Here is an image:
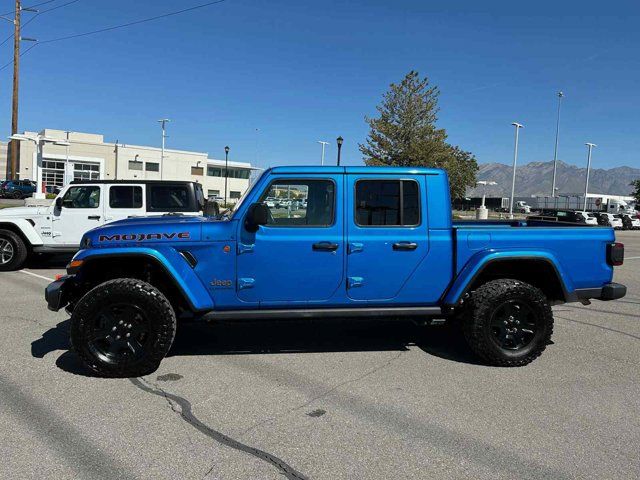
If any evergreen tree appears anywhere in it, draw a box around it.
[359,71,478,198]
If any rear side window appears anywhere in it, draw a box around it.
[109,186,142,209]
[355,179,420,226]
[147,184,195,212]
[61,186,100,209]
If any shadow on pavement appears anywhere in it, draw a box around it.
[169,319,483,365]
[32,318,484,377]
[26,253,73,270]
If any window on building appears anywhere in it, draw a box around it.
[73,162,100,181]
[355,180,420,226]
[191,166,204,176]
[109,186,143,209]
[207,166,222,177]
[61,186,100,209]
[207,189,220,198]
[230,191,242,199]
[145,162,160,172]
[42,160,65,187]
[259,179,334,227]
[129,161,143,171]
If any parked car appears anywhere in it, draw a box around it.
[46,166,626,377]
[0,180,36,199]
[616,213,640,230]
[584,213,600,226]
[600,213,623,229]
[45,185,62,195]
[0,180,207,271]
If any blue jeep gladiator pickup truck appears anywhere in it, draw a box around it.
[45,166,626,377]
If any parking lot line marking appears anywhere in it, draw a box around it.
[625,256,640,260]
[19,270,55,282]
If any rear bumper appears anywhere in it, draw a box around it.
[575,282,627,302]
[45,275,75,312]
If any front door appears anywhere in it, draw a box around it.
[346,175,429,301]
[236,175,344,306]
[52,185,104,247]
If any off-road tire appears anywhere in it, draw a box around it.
[0,229,28,271]
[462,279,553,367]
[71,278,177,377]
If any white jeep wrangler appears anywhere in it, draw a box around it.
[0,180,207,271]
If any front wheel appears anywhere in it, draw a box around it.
[71,278,177,377]
[0,229,28,271]
[462,279,553,367]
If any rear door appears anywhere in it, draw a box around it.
[104,185,145,223]
[346,175,429,301]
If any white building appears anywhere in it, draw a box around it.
[8,129,257,202]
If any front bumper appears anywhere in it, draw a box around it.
[45,275,75,312]
[575,282,627,302]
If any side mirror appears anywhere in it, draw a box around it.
[245,203,269,232]
[55,197,63,209]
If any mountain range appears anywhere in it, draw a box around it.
[467,160,640,198]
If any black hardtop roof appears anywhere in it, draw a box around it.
[69,180,199,185]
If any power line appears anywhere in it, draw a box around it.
[0,0,83,48]
[38,0,227,45]
[0,0,58,16]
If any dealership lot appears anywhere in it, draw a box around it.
[1,232,639,480]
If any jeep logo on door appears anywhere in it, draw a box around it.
[98,232,191,242]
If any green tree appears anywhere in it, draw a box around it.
[631,179,640,204]
[359,71,478,198]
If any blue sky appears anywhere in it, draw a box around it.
[0,0,638,170]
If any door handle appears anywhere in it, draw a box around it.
[312,241,339,252]
[393,242,418,251]
[88,215,101,220]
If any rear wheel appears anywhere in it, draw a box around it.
[71,278,176,377]
[0,229,28,271]
[462,279,553,366]
[12,190,22,199]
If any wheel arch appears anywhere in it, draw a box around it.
[0,220,41,250]
[445,254,573,306]
[75,251,213,314]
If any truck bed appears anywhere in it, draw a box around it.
[451,220,615,296]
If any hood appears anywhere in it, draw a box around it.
[84,215,233,248]
[0,206,48,218]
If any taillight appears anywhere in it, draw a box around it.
[607,242,624,266]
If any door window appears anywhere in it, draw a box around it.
[259,179,334,227]
[61,186,100,208]
[355,180,420,226]
[147,184,196,212]
[109,186,142,208]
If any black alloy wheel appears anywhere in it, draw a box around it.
[87,303,151,365]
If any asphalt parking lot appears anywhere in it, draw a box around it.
[1,232,639,480]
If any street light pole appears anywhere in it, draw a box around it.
[317,141,329,165]
[509,122,524,219]
[583,143,596,211]
[336,136,343,166]
[158,119,170,180]
[550,91,563,197]
[224,145,230,205]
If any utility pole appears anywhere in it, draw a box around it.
[317,141,329,165]
[550,91,563,197]
[9,0,21,179]
[3,1,37,180]
[158,119,170,180]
